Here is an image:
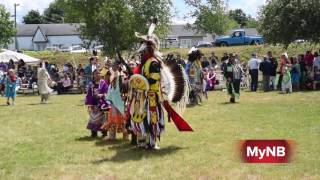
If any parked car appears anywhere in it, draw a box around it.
[45,46,60,51]
[196,41,213,48]
[70,45,86,53]
[294,39,306,43]
[214,29,264,46]
[60,46,72,52]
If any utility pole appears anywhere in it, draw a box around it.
[14,3,20,51]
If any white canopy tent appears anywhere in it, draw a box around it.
[0,49,40,65]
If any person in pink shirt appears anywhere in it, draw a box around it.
[58,73,71,93]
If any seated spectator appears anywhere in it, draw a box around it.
[45,61,52,72]
[77,69,86,93]
[0,73,6,96]
[176,54,186,68]
[8,59,15,70]
[25,65,33,79]
[210,52,218,68]
[28,67,38,89]
[58,73,72,94]
[76,64,84,76]
[17,59,27,78]
[16,77,22,91]
[201,57,210,68]
[0,61,8,73]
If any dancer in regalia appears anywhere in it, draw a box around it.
[127,18,193,150]
[37,62,53,104]
[223,54,243,103]
[4,69,17,105]
[102,61,128,140]
[85,69,109,137]
[186,47,204,105]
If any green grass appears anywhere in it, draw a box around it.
[23,43,320,67]
[0,91,319,179]
[25,51,92,66]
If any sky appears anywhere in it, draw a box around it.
[0,0,266,24]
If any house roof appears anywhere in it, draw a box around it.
[16,23,81,36]
[168,25,206,37]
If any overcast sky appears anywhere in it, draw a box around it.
[0,0,266,24]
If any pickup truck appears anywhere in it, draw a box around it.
[214,30,264,46]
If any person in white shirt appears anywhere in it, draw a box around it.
[247,53,261,91]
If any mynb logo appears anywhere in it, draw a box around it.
[247,146,286,159]
[239,140,293,163]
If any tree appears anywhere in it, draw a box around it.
[48,0,83,23]
[185,0,239,35]
[67,0,172,56]
[23,10,43,24]
[43,0,65,23]
[128,0,172,39]
[0,4,16,47]
[258,0,320,46]
[228,9,248,27]
[246,15,259,28]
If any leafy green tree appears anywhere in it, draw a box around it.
[0,4,16,47]
[127,0,171,38]
[185,0,239,35]
[258,0,320,46]
[23,10,43,24]
[49,0,83,23]
[228,9,248,27]
[67,0,172,56]
[43,0,65,23]
[246,15,258,28]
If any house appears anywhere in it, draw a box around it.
[9,23,259,51]
[162,25,213,49]
[8,24,84,51]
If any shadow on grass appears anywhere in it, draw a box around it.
[92,143,183,164]
[27,103,44,106]
[219,102,239,105]
[75,136,99,142]
[95,139,126,146]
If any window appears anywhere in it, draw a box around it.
[233,32,242,37]
[180,39,192,48]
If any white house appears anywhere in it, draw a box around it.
[8,24,84,51]
[162,25,260,49]
[162,25,213,49]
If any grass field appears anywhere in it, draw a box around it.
[0,91,319,180]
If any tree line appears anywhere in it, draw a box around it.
[1,0,320,53]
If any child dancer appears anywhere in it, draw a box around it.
[102,61,128,140]
[85,70,109,137]
[282,63,292,93]
[5,69,17,105]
